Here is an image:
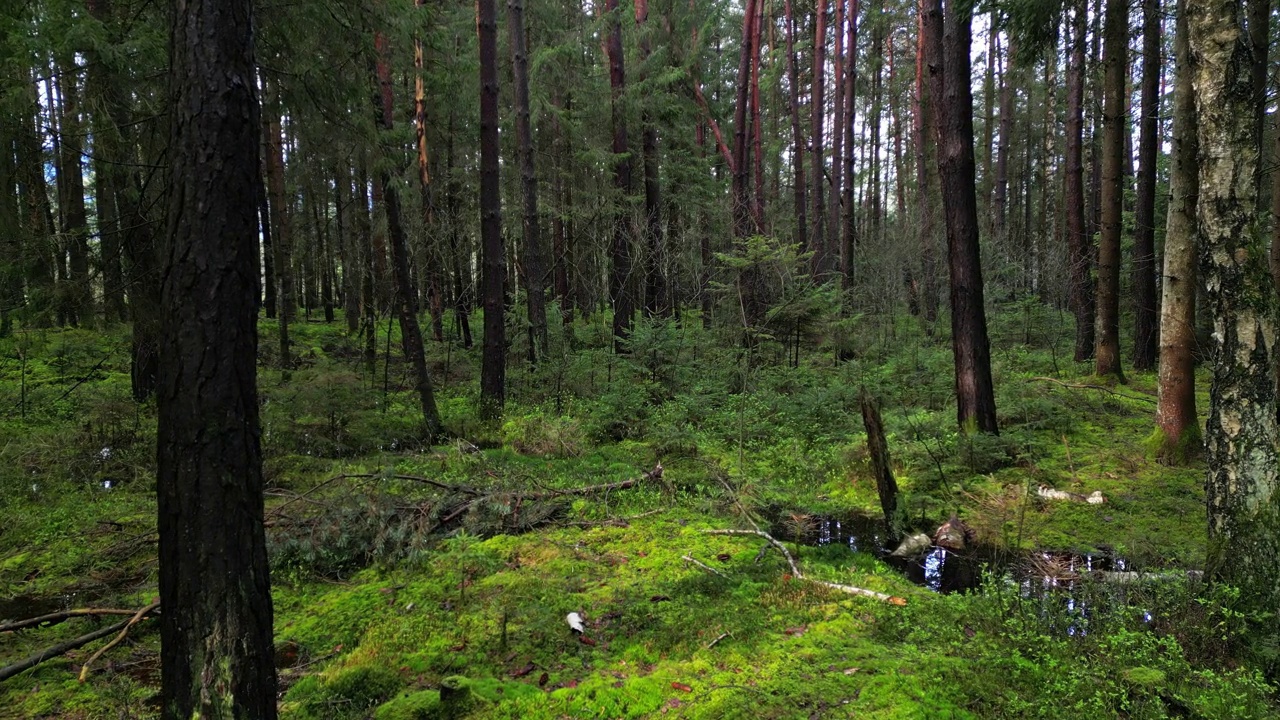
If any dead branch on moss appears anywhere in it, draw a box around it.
[681,554,730,579]
[1028,376,1158,405]
[0,619,127,682]
[703,528,907,605]
[436,464,664,529]
[0,608,139,633]
[78,601,160,682]
[0,601,160,683]
[564,508,665,528]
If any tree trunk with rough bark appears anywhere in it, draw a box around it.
[1132,0,1160,371]
[374,28,444,440]
[636,0,666,316]
[1187,0,1280,614]
[785,0,808,255]
[1095,0,1126,381]
[602,0,634,347]
[1065,0,1095,362]
[478,0,506,415]
[157,0,277,714]
[1156,0,1199,462]
[924,0,998,434]
[915,0,939,327]
[811,0,829,276]
[509,0,549,353]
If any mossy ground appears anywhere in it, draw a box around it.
[0,308,1274,718]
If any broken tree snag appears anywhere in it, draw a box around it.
[859,390,901,541]
[703,528,907,605]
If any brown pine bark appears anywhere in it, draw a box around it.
[992,31,1014,248]
[157,0,276,713]
[603,0,635,347]
[841,0,859,288]
[374,28,444,439]
[415,0,444,343]
[1095,0,1126,381]
[1187,0,1280,614]
[1248,0,1269,206]
[1065,0,1095,362]
[914,0,938,325]
[1156,1,1199,461]
[509,0,549,352]
[262,76,294,378]
[636,0,667,316]
[811,0,829,276]
[478,0,507,415]
[54,57,91,327]
[732,0,757,240]
[923,0,998,433]
[785,0,809,254]
[1132,0,1160,371]
[829,0,846,254]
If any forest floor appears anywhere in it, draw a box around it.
[0,305,1276,719]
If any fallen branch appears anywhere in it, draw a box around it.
[705,631,732,649]
[681,555,730,579]
[0,618,130,682]
[1028,376,1157,405]
[439,465,664,527]
[78,601,160,682]
[703,528,906,605]
[1,608,139,634]
[564,508,665,528]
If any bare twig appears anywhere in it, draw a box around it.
[681,555,730,579]
[79,601,160,682]
[0,608,139,634]
[703,528,906,605]
[705,632,732,649]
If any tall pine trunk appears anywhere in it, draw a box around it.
[1156,0,1199,461]
[478,0,507,415]
[374,28,443,439]
[1065,0,1095,362]
[603,0,635,347]
[636,0,666,316]
[1095,0,1127,381]
[1132,0,1160,370]
[157,0,277,712]
[785,0,808,255]
[509,0,549,353]
[924,0,998,433]
[810,0,829,276]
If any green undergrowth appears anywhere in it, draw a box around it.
[0,310,1274,717]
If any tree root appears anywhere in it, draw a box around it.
[703,528,907,605]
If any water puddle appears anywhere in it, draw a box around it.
[764,509,1138,597]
